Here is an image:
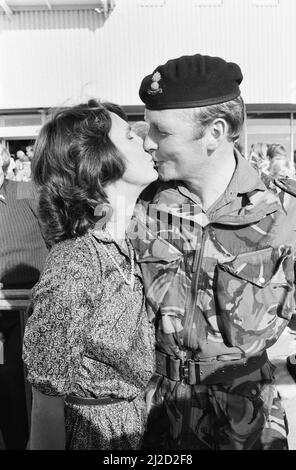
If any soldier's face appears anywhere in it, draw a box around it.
[144,108,208,182]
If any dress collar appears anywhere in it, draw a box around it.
[89,227,133,259]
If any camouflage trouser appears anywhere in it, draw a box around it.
[143,360,288,450]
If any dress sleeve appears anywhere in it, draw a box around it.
[23,241,95,396]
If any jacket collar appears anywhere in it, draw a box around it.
[177,149,266,204]
[154,150,281,226]
[231,149,267,194]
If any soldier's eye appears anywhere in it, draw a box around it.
[155,127,167,135]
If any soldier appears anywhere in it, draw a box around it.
[133,53,296,450]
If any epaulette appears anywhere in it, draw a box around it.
[273,177,296,197]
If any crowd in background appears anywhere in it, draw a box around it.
[4,145,33,182]
[248,142,296,180]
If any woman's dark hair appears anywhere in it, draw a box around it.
[32,99,127,245]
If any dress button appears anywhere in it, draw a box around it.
[259,277,265,284]
[251,389,257,396]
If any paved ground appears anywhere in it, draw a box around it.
[268,315,296,450]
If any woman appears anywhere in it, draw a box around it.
[23,100,158,450]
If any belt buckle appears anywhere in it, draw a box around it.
[180,361,189,384]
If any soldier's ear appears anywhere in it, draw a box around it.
[207,118,228,151]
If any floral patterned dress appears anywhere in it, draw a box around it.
[23,230,155,450]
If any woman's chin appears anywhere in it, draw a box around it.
[138,171,159,190]
[144,168,159,183]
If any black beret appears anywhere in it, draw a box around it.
[139,53,243,110]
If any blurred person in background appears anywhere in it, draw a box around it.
[5,152,16,181]
[15,150,32,182]
[248,142,270,177]
[23,100,157,450]
[0,144,48,449]
[267,143,294,179]
[278,144,296,379]
[15,149,26,171]
[254,143,296,382]
[25,145,34,162]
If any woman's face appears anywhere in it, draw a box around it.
[109,112,158,188]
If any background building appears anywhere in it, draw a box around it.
[0,0,295,161]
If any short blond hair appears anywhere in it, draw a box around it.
[190,96,245,142]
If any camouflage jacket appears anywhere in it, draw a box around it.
[131,151,296,361]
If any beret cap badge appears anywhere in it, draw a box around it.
[147,71,163,95]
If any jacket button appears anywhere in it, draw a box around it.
[259,277,265,284]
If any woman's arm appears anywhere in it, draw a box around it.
[29,387,66,450]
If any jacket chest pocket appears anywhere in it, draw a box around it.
[215,246,294,349]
